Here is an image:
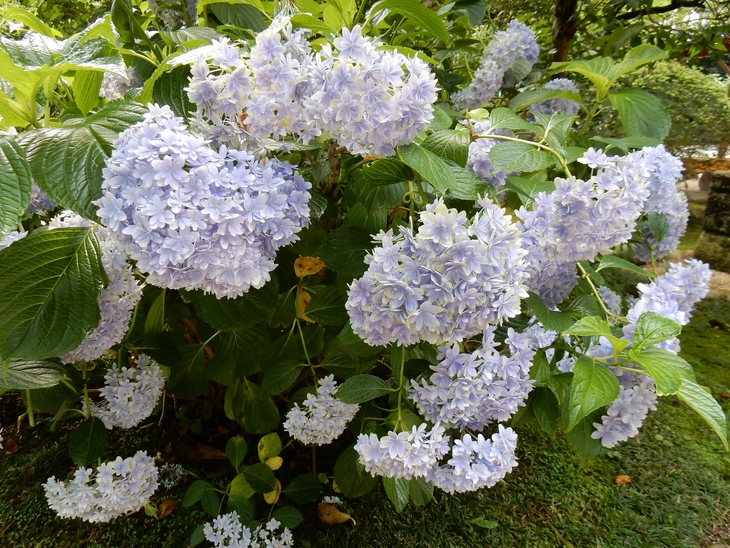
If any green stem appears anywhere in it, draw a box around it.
[82,363,92,419]
[353,0,369,26]
[577,95,603,137]
[473,132,573,177]
[295,318,317,394]
[576,262,620,321]
[394,347,406,431]
[26,389,35,427]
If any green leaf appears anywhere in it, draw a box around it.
[183,480,217,507]
[272,506,304,529]
[470,518,499,529]
[169,344,208,396]
[510,89,582,111]
[646,212,670,244]
[143,289,166,337]
[524,292,574,333]
[3,7,63,38]
[677,380,728,450]
[209,2,267,31]
[229,472,255,500]
[608,89,671,141]
[530,352,552,386]
[630,347,696,384]
[284,473,322,504]
[596,255,649,277]
[337,374,392,404]
[226,436,248,469]
[614,44,668,78]
[346,160,409,212]
[208,327,270,385]
[262,359,304,395]
[590,136,628,154]
[407,476,434,506]
[20,101,147,219]
[399,143,457,193]
[369,0,451,45]
[564,316,613,338]
[629,348,683,396]
[565,408,604,465]
[0,358,65,389]
[257,432,282,462]
[0,227,104,360]
[532,386,559,436]
[488,108,539,132]
[0,134,32,237]
[383,477,409,512]
[551,57,615,98]
[333,445,379,498]
[343,202,387,232]
[428,105,453,130]
[225,379,280,434]
[567,357,620,431]
[420,130,470,167]
[305,286,348,325]
[190,524,206,546]
[632,312,681,350]
[317,228,373,278]
[445,160,494,200]
[505,176,555,201]
[290,14,338,34]
[152,65,195,121]
[489,141,554,173]
[73,70,102,116]
[68,417,108,466]
[243,463,277,493]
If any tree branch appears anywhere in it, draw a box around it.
[616,0,705,20]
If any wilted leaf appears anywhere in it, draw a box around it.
[296,289,315,323]
[187,444,228,461]
[317,503,355,525]
[294,257,325,277]
[156,498,178,520]
[264,479,282,505]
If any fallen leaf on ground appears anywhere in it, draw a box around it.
[615,475,631,485]
[187,444,228,461]
[4,438,19,454]
[318,503,355,525]
[157,498,178,520]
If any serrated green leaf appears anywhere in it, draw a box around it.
[68,416,108,466]
[225,379,280,434]
[646,212,670,244]
[0,134,32,237]
[337,374,392,404]
[551,57,615,98]
[383,477,409,512]
[229,472,255,500]
[209,2,267,31]
[428,105,453,130]
[596,255,650,277]
[614,44,668,78]
[262,359,303,395]
[567,357,620,431]
[290,14,338,34]
[488,107,539,132]
[243,463,277,493]
[629,348,683,395]
[608,89,671,141]
[208,327,270,385]
[183,480,217,507]
[525,292,574,332]
[169,344,208,396]
[143,289,166,337]
[399,143,458,193]
[489,141,554,173]
[532,386,559,436]
[369,0,451,45]
[564,316,613,338]
[3,7,63,38]
[506,176,555,201]
[152,65,195,121]
[272,506,304,529]
[73,70,102,116]
[420,130,470,167]
[510,89,582,111]
[444,159,494,200]
[343,202,387,232]
[565,408,605,465]
[317,228,373,278]
[333,445,379,498]
[407,476,434,506]
[677,380,728,450]
[590,136,629,154]
[632,311,681,350]
[0,358,65,389]
[305,286,348,325]
[226,436,248,469]
[0,227,104,360]
[284,473,321,504]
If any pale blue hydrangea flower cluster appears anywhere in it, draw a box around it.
[529,78,580,118]
[516,148,651,305]
[204,513,293,548]
[25,182,56,216]
[623,259,711,353]
[184,21,438,157]
[452,20,539,109]
[355,423,450,479]
[84,355,165,429]
[47,211,143,364]
[632,145,688,262]
[465,120,513,191]
[409,327,534,429]
[96,104,311,299]
[597,285,622,316]
[523,319,576,372]
[346,198,530,346]
[427,425,518,494]
[44,451,158,523]
[283,375,359,445]
[100,67,141,102]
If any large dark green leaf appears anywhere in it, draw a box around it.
[0,134,31,237]
[153,65,195,121]
[608,89,671,141]
[567,357,620,431]
[369,0,451,45]
[317,228,373,278]
[337,374,392,404]
[68,416,108,466]
[677,380,728,450]
[0,358,65,389]
[524,292,574,332]
[261,359,304,395]
[243,463,277,493]
[283,473,321,504]
[208,328,269,385]
[399,143,457,194]
[489,141,554,173]
[305,286,348,325]
[346,158,410,212]
[20,101,147,219]
[333,445,378,498]
[224,379,280,434]
[421,130,470,167]
[169,344,209,396]
[209,3,267,31]
[0,227,104,360]
[383,477,409,512]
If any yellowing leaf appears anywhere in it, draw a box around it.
[317,503,355,525]
[296,289,315,323]
[265,456,283,470]
[264,479,282,504]
[615,475,631,485]
[294,256,325,277]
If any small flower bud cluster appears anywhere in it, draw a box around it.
[159,462,185,489]
[409,327,534,430]
[624,259,711,353]
[529,78,580,119]
[427,425,518,493]
[632,145,688,262]
[465,120,513,191]
[44,451,158,523]
[452,20,539,110]
[25,182,56,216]
[203,513,294,548]
[96,104,311,298]
[347,198,529,346]
[283,375,359,445]
[85,355,165,429]
[47,211,143,364]
[355,423,451,480]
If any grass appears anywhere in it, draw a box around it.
[2,302,730,547]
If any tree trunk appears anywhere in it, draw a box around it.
[553,0,579,62]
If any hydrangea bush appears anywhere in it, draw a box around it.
[0,1,725,544]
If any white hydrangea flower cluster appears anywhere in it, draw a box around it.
[516,148,651,305]
[100,67,142,101]
[84,355,165,429]
[632,145,688,262]
[203,513,293,548]
[346,198,530,346]
[409,327,534,429]
[623,259,711,353]
[25,182,57,216]
[465,120,514,191]
[185,21,438,157]
[0,230,26,250]
[355,423,451,479]
[96,104,311,299]
[427,425,519,494]
[452,20,539,110]
[46,211,143,364]
[44,451,158,523]
[597,285,622,316]
[283,375,359,445]
[528,78,580,118]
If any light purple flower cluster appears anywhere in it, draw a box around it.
[47,211,143,364]
[283,375,359,445]
[302,25,438,157]
[96,104,311,299]
[355,423,450,479]
[25,182,56,216]
[465,120,513,191]
[597,285,622,316]
[624,259,711,353]
[204,513,293,548]
[409,327,534,430]
[99,67,141,102]
[346,198,529,346]
[44,451,158,523]
[427,425,518,493]
[452,20,539,110]
[632,145,688,261]
[516,148,651,305]
[85,355,165,429]
[529,78,580,118]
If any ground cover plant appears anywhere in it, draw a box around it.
[0,0,727,546]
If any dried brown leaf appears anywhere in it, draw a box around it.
[156,498,178,520]
[615,475,631,485]
[317,503,355,525]
[187,444,228,461]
